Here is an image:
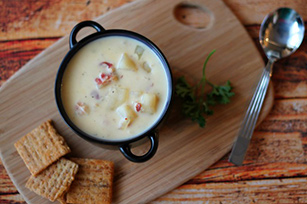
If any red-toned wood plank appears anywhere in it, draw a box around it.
[271,36,307,99]
[190,132,307,183]
[223,0,307,25]
[154,177,307,203]
[0,0,133,40]
[0,165,19,194]
[2,0,307,40]
[269,99,307,117]
[0,161,25,204]
[257,117,307,133]
[192,161,307,183]
[0,38,58,86]
[0,195,25,204]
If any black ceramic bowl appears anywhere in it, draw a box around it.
[55,21,173,163]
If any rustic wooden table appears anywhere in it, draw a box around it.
[1,0,307,203]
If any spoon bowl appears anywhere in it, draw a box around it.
[260,7,305,61]
[229,8,305,166]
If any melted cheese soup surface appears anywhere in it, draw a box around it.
[61,36,169,140]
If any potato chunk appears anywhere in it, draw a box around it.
[117,53,137,71]
[142,62,151,73]
[141,93,158,114]
[105,87,129,110]
[116,104,137,129]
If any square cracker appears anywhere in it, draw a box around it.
[14,120,71,176]
[66,158,114,204]
[26,158,79,202]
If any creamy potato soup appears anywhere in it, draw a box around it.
[61,36,169,140]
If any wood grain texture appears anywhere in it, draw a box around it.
[223,0,307,25]
[154,41,307,202]
[0,0,132,40]
[1,0,307,203]
[271,36,307,99]
[0,39,59,86]
[2,0,306,40]
[154,177,307,203]
[0,0,271,203]
[188,101,307,183]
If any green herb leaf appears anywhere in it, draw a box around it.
[175,76,196,102]
[202,102,214,116]
[207,81,235,105]
[175,50,234,127]
[182,100,206,127]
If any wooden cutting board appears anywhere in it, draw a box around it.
[0,0,273,203]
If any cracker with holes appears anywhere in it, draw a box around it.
[65,158,114,204]
[26,158,78,202]
[14,120,71,176]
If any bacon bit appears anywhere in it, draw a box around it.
[125,118,128,121]
[100,73,106,78]
[75,102,89,115]
[95,78,103,89]
[100,61,113,68]
[135,103,142,112]
[100,73,111,80]
[95,61,118,89]
[95,74,115,89]
[95,78,102,84]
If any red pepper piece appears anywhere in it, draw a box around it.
[100,73,106,78]
[100,61,113,68]
[100,73,111,80]
[95,78,102,85]
[135,103,142,112]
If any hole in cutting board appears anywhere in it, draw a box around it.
[173,2,213,29]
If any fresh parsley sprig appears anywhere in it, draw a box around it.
[175,50,235,127]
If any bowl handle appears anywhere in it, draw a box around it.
[119,132,159,163]
[69,20,105,49]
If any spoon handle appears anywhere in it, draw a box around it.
[229,61,273,166]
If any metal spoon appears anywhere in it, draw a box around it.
[229,7,305,166]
